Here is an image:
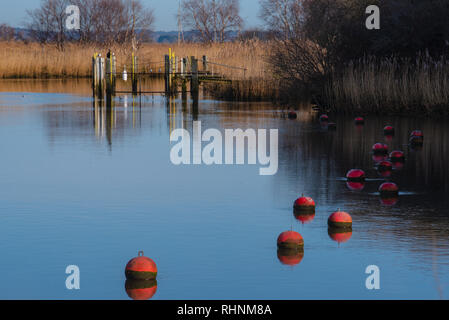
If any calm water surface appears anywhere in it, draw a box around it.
[0,79,448,299]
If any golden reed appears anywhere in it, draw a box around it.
[0,40,277,100]
[328,56,449,114]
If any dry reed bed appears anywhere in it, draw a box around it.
[0,40,275,100]
[0,41,271,80]
[328,56,449,114]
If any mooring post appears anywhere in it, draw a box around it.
[182,57,187,76]
[191,56,199,98]
[96,54,104,99]
[164,54,170,95]
[202,55,208,73]
[168,48,174,95]
[180,57,184,76]
[187,56,191,73]
[175,56,178,76]
[92,54,97,97]
[105,52,116,97]
[173,55,179,95]
[106,54,112,97]
[132,53,138,95]
[112,53,116,95]
[171,51,176,95]
[181,57,187,99]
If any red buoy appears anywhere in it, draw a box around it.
[389,151,405,163]
[328,210,352,229]
[411,130,423,138]
[379,182,399,197]
[384,125,395,135]
[346,169,366,182]
[277,231,304,249]
[125,251,158,280]
[277,249,304,266]
[288,111,297,120]
[372,143,388,155]
[410,130,424,146]
[378,160,393,172]
[355,117,365,125]
[320,114,329,122]
[346,181,365,191]
[328,229,352,244]
[125,279,158,300]
[293,195,315,214]
[378,161,393,177]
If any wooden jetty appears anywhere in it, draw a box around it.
[91,49,246,100]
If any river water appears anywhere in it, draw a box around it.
[0,79,448,299]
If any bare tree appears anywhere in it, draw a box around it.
[73,0,101,44]
[123,0,155,48]
[182,0,243,43]
[0,24,15,41]
[26,0,69,49]
[259,0,303,39]
[26,0,155,47]
[259,0,330,102]
[72,0,154,46]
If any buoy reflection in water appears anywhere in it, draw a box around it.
[125,279,158,300]
[277,248,304,266]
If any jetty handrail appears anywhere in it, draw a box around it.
[92,49,249,98]
[208,61,247,71]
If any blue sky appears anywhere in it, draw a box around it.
[0,0,262,31]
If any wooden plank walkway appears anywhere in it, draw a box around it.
[92,49,245,98]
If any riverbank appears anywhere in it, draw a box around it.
[0,41,276,101]
[1,41,448,113]
[324,56,449,115]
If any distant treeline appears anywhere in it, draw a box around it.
[23,0,154,49]
[0,0,270,48]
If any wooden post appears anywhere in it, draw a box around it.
[106,55,112,96]
[168,48,173,95]
[164,54,170,95]
[181,57,187,99]
[182,57,187,76]
[92,54,97,97]
[112,53,116,94]
[171,52,176,94]
[187,56,191,73]
[93,54,104,99]
[132,53,138,95]
[180,57,184,75]
[175,56,178,77]
[191,56,199,98]
[202,55,208,73]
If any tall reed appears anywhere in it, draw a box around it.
[328,56,449,114]
[0,40,274,101]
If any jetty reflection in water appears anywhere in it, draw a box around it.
[0,79,448,299]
